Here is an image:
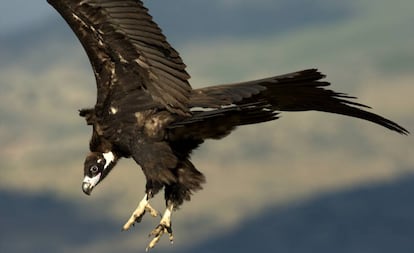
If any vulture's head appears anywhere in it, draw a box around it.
[82,152,118,195]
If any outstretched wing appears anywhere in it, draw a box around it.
[48,0,192,115]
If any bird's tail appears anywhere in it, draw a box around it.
[170,69,408,141]
[189,69,408,135]
[250,69,409,135]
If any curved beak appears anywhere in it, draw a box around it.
[82,174,101,195]
[82,182,93,195]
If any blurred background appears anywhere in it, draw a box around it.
[1,0,413,252]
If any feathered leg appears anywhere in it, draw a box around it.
[146,159,205,250]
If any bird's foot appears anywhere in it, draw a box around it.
[146,205,174,251]
[122,194,159,231]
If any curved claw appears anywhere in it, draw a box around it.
[146,223,174,251]
[122,194,159,231]
[146,205,174,251]
[146,204,160,218]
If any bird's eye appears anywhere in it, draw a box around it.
[90,165,99,174]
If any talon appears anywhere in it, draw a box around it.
[147,226,164,250]
[145,203,159,217]
[122,194,159,231]
[146,205,174,250]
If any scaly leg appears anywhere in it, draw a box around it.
[122,194,159,231]
[146,204,174,251]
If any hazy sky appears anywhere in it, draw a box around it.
[0,0,266,35]
[0,1,53,35]
[0,0,322,37]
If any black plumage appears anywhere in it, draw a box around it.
[48,0,408,249]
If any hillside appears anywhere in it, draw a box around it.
[3,176,414,253]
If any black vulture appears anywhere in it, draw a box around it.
[47,0,408,250]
